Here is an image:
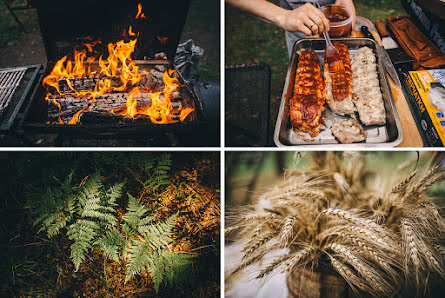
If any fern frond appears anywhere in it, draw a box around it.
[125,240,154,283]
[38,210,73,238]
[123,194,151,227]
[67,220,97,271]
[76,173,102,208]
[158,251,191,289]
[105,182,125,206]
[97,228,123,263]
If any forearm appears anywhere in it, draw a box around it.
[225,0,287,28]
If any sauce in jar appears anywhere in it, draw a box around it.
[327,13,348,23]
[321,5,352,37]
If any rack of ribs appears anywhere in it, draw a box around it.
[324,42,354,116]
[351,47,386,125]
[289,50,325,137]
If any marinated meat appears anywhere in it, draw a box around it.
[289,50,325,137]
[331,118,367,143]
[351,47,386,125]
[324,42,355,115]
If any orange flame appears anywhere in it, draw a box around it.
[135,3,146,19]
[68,110,84,125]
[42,4,193,125]
[84,40,101,52]
[110,70,194,124]
[128,26,136,37]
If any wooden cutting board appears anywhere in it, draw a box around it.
[369,31,424,147]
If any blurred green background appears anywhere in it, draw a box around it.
[225,0,407,144]
[226,151,445,206]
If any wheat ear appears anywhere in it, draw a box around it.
[419,172,445,193]
[327,254,370,293]
[279,216,294,247]
[243,233,274,259]
[231,250,267,275]
[328,243,388,295]
[400,219,420,285]
[344,231,399,274]
[281,246,315,274]
[391,170,417,193]
[256,254,291,279]
[266,190,326,203]
[347,225,396,253]
[323,208,395,247]
[241,222,266,252]
[406,164,441,200]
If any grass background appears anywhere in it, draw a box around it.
[225,0,407,145]
[0,0,35,46]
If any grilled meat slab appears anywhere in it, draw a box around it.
[324,42,354,116]
[351,47,386,126]
[289,50,325,137]
[331,118,367,143]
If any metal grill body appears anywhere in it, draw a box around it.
[0,67,27,115]
[225,63,271,147]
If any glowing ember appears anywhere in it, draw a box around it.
[157,36,169,44]
[42,3,194,125]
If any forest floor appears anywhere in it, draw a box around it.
[0,152,220,297]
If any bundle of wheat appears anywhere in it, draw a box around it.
[226,152,445,297]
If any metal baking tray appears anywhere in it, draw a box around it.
[274,38,403,147]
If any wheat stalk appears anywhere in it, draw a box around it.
[391,170,417,193]
[400,219,420,285]
[281,246,315,274]
[327,243,388,295]
[232,251,267,275]
[279,216,294,247]
[256,254,291,279]
[242,233,274,259]
[242,222,266,252]
[328,254,370,293]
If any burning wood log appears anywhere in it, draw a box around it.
[57,69,166,94]
[47,92,183,119]
[77,111,181,125]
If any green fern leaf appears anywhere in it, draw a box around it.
[67,220,97,271]
[97,228,123,263]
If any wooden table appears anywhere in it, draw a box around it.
[370,31,424,147]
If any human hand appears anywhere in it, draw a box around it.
[278,3,330,36]
[335,0,356,29]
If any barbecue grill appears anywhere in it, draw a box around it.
[0,0,218,146]
[0,65,41,132]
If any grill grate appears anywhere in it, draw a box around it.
[225,63,271,147]
[0,67,27,116]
